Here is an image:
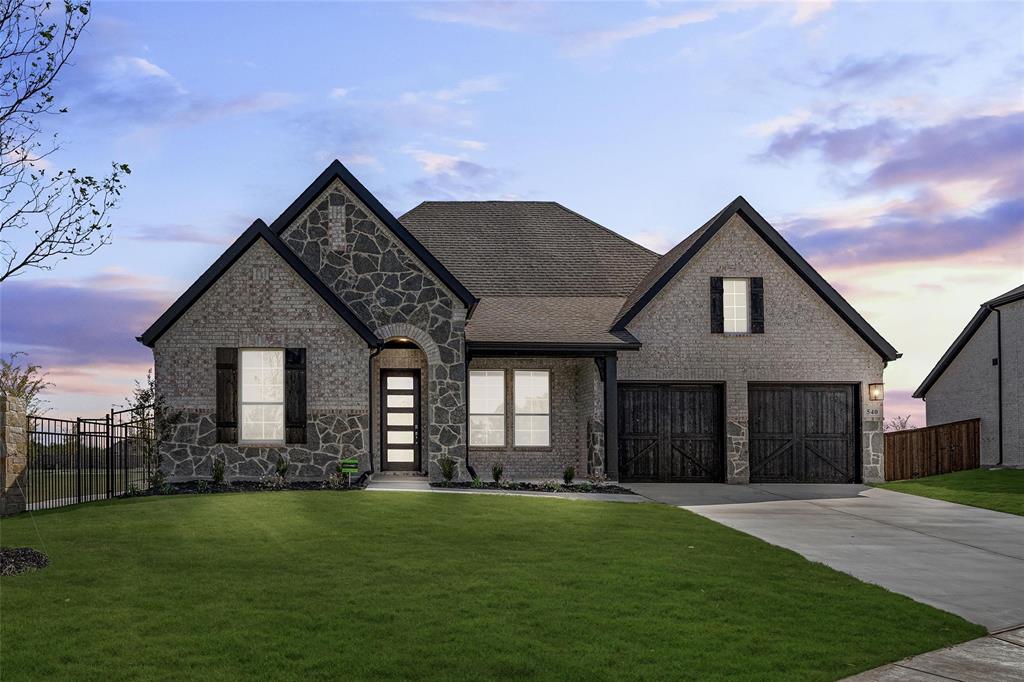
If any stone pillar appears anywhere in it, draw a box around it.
[603,355,618,481]
[725,379,749,484]
[1,395,28,515]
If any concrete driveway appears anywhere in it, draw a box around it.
[626,483,1024,632]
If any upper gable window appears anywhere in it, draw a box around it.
[723,278,749,333]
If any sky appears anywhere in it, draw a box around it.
[1,0,1022,424]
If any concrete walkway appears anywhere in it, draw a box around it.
[844,627,1024,681]
[626,483,1024,632]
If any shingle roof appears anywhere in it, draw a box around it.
[914,282,1024,398]
[466,297,640,347]
[399,201,659,297]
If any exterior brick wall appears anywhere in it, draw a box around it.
[154,239,371,481]
[467,357,599,481]
[925,298,1022,466]
[280,179,469,479]
[618,214,887,482]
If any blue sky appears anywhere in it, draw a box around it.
[2,1,1022,422]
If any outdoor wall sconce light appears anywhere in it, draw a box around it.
[868,383,884,401]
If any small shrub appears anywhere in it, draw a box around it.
[439,456,457,482]
[211,458,225,485]
[541,480,562,492]
[124,483,142,497]
[275,456,289,479]
[562,466,576,485]
[579,481,593,492]
[491,463,503,483]
[470,476,485,489]
[323,471,347,490]
[148,468,166,490]
[261,474,287,490]
[159,482,174,495]
[586,472,608,486]
[197,480,209,494]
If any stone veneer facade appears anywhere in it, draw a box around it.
[617,214,887,483]
[278,179,468,478]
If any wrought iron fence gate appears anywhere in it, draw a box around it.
[26,407,156,511]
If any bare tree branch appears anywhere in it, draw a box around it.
[0,0,130,283]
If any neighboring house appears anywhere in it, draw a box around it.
[914,284,1024,467]
[139,161,899,484]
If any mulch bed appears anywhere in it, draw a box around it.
[431,481,636,495]
[1,547,50,576]
[124,478,367,498]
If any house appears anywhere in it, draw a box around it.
[139,161,899,484]
[914,284,1024,467]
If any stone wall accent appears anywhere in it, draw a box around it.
[618,214,887,483]
[161,410,368,480]
[576,359,605,476]
[467,357,593,480]
[925,298,1022,466]
[280,179,468,479]
[153,238,371,482]
[1,396,28,515]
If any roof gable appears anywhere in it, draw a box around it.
[400,201,660,297]
[914,282,1024,398]
[613,196,901,362]
[269,160,477,310]
[138,219,379,348]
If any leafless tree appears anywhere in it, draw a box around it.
[0,0,129,282]
[884,415,914,432]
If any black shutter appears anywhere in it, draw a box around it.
[710,277,724,333]
[215,348,238,443]
[285,348,307,444]
[750,277,765,334]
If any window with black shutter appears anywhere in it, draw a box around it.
[215,347,238,443]
[284,348,307,444]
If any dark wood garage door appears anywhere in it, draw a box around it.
[618,384,723,483]
[749,384,858,483]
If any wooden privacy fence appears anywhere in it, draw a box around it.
[884,418,980,481]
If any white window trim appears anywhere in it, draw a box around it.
[513,369,551,448]
[238,347,286,445]
[723,278,750,334]
[469,369,506,448]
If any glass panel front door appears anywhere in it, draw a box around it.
[381,370,420,471]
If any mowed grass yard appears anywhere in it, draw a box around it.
[1,492,983,681]
[878,468,1024,516]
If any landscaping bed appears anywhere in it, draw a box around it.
[432,480,635,494]
[124,475,367,498]
[0,492,983,680]
[0,547,49,576]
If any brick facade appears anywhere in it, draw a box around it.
[154,239,370,480]
[925,298,1023,466]
[617,214,887,483]
[467,357,603,481]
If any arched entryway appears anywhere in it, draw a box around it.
[372,335,430,473]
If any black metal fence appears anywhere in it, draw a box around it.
[26,406,156,510]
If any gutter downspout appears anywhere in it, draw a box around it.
[368,344,383,474]
[989,304,1004,466]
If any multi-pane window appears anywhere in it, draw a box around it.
[239,349,284,442]
[723,278,749,333]
[469,370,505,446]
[514,370,550,447]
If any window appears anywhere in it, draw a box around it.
[239,349,284,442]
[514,370,550,447]
[723,278,749,333]
[469,370,505,446]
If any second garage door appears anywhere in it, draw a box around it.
[748,384,859,483]
[618,384,724,483]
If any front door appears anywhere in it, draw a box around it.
[381,370,421,471]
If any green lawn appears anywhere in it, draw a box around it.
[878,468,1024,516]
[1,492,983,681]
